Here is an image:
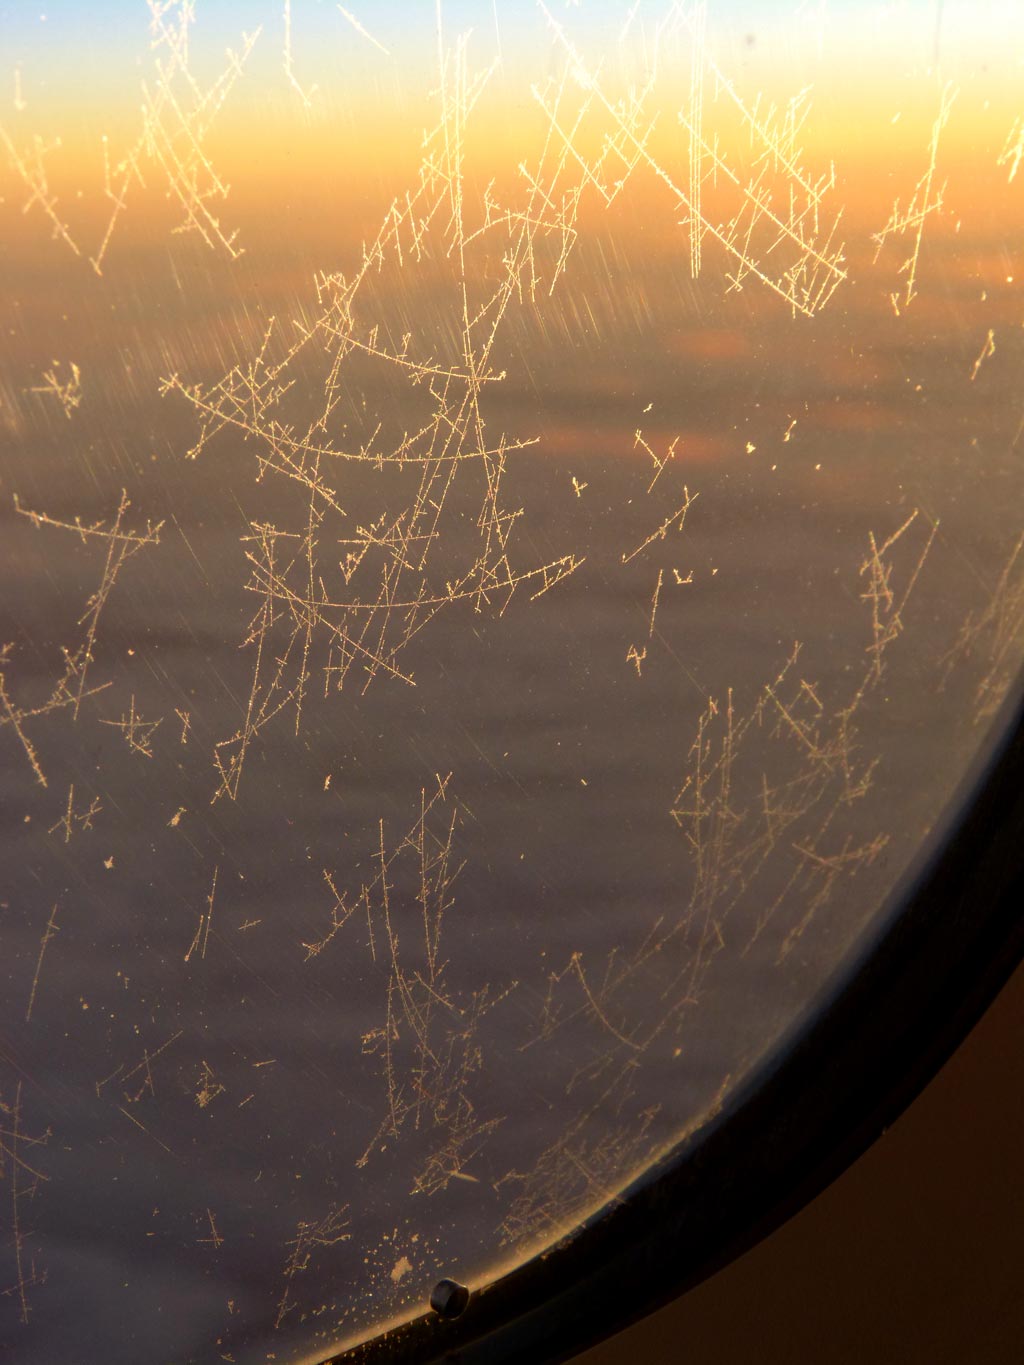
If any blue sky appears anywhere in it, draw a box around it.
[2,1,1019,110]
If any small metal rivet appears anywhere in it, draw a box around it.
[430,1278,470,1319]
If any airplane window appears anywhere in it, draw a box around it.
[2,3,1022,1362]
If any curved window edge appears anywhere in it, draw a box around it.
[321,669,1024,1365]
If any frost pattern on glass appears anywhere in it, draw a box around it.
[2,2,1024,1362]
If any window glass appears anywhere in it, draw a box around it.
[2,3,1022,1361]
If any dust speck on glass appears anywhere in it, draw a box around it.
[1,1,1022,1360]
